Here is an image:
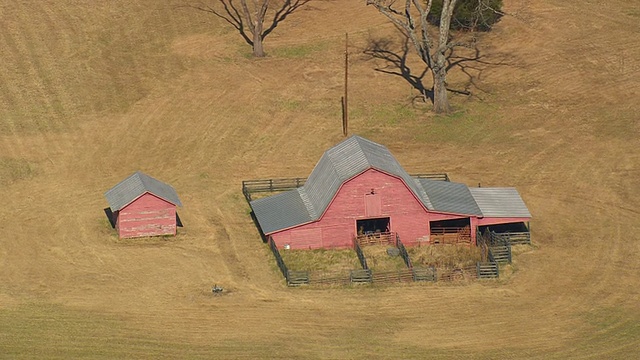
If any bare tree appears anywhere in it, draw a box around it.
[366,0,469,114]
[187,0,311,57]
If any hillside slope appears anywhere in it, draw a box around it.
[0,0,639,358]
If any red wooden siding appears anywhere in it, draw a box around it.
[272,169,433,249]
[116,193,177,239]
[364,193,382,217]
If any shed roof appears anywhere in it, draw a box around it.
[469,188,531,218]
[250,189,313,234]
[105,171,182,211]
[417,179,482,216]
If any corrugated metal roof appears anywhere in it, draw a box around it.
[469,188,532,218]
[303,135,433,215]
[251,136,434,234]
[418,179,482,216]
[105,171,182,211]
[250,190,313,234]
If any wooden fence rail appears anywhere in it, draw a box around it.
[371,269,414,283]
[396,235,413,269]
[437,265,478,281]
[281,264,500,286]
[476,262,499,279]
[413,267,437,282]
[242,173,449,203]
[355,231,396,246]
[287,270,310,286]
[430,226,472,245]
[353,240,369,270]
[496,231,531,245]
[309,272,352,285]
[350,269,373,283]
[268,237,289,281]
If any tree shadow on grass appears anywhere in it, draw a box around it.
[362,36,513,104]
[181,0,311,49]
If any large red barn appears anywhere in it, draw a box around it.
[250,136,531,249]
[104,171,183,239]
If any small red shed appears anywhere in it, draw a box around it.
[104,171,183,239]
[250,136,531,250]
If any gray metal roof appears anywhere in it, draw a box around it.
[105,171,182,211]
[469,188,531,218]
[249,136,531,235]
[250,189,313,234]
[418,179,482,216]
[251,136,433,234]
[301,135,433,216]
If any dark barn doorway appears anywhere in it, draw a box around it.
[357,217,390,236]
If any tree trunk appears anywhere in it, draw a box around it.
[432,0,456,114]
[432,65,451,114]
[252,27,265,57]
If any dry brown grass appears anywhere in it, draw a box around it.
[0,0,639,358]
[362,245,410,271]
[409,244,482,268]
[281,248,361,272]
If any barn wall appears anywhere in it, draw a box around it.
[272,169,432,249]
[116,193,177,239]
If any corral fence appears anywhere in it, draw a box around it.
[476,230,504,275]
[242,178,306,202]
[430,226,472,245]
[493,231,531,245]
[353,240,369,270]
[242,173,449,203]
[268,237,310,286]
[395,234,413,269]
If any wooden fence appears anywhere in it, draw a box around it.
[477,262,499,279]
[353,241,369,270]
[355,231,396,246]
[430,226,472,245]
[371,269,414,283]
[350,269,373,283]
[396,235,413,269]
[242,173,449,203]
[268,237,290,282]
[412,173,450,182]
[413,267,437,282]
[495,231,531,245]
[437,265,478,281]
[242,178,306,202]
[267,228,510,286]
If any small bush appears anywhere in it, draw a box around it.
[429,0,503,32]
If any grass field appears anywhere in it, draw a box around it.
[1,0,639,358]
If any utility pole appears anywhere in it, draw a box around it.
[342,33,349,137]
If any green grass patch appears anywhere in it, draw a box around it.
[0,158,36,185]
[270,42,327,58]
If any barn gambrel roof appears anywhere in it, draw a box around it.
[105,171,182,212]
[250,135,530,235]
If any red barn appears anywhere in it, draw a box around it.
[250,136,531,249]
[104,171,183,239]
